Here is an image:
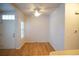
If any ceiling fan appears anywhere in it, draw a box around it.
[33,8,42,17]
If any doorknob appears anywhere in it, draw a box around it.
[0,33,2,36]
[13,33,15,38]
[75,12,79,15]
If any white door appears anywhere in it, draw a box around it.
[2,20,16,49]
[0,14,16,49]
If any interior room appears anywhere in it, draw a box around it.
[0,3,79,56]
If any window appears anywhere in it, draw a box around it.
[2,15,15,20]
[21,21,24,38]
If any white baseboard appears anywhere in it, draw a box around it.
[25,41,48,43]
[16,41,50,49]
[16,41,26,49]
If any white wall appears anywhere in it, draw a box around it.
[24,17,30,41]
[15,9,26,49]
[49,4,65,51]
[25,15,49,42]
[65,4,79,50]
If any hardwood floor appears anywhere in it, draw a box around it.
[0,42,55,56]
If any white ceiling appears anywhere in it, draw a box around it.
[0,3,15,12]
[14,3,61,16]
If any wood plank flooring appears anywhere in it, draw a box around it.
[0,42,55,56]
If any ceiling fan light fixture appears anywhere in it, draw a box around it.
[34,10,41,17]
